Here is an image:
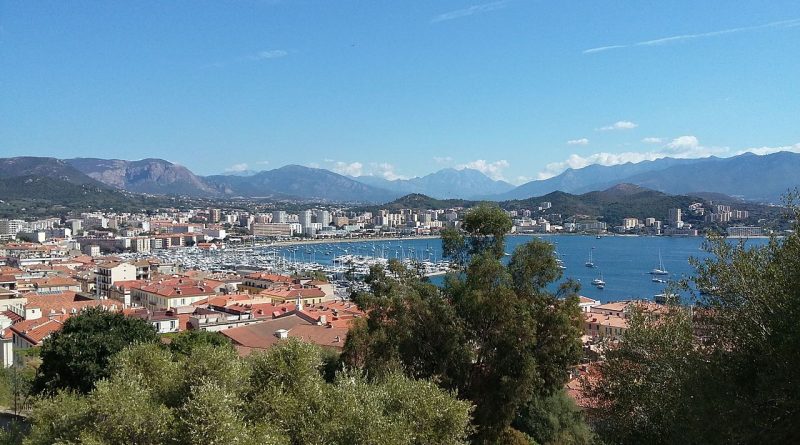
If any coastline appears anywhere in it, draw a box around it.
[255,235,443,248]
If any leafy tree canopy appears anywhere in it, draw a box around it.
[32,307,159,395]
[589,199,800,444]
[343,204,585,444]
[24,339,473,445]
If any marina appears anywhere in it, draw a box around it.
[119,235,770,303]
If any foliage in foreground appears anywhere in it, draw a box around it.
[342,204,590,444]
[23,339,473,445]
[32,307,159,395]
[589,203,800,444]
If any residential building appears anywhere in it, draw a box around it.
[728,226,764,237]
[668,208,683,228]
[272,211,287,224]
[130,277,217,311]
[95,261,137,298]
[252,223,294,238]
[622,218,639,230]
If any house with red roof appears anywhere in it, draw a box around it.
[130,277,218,311]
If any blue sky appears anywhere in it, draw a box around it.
[2,1,800,184]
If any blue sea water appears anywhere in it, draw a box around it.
[269,235,768,303]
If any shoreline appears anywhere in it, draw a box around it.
[252,235,443,248]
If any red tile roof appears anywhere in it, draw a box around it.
[137,277,216,298]
[26,291,110,315]
[32,277,80,288]
[10,317,66,345]
[1,310,23,323]
[245,272,293,283]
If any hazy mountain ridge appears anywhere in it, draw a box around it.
[66,158,220,197]
[0,157,106,186]
[499,151,800,202]
[6,151,799,204]
[205,165,398,203]
[354,168,515,199]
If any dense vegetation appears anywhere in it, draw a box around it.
[502,184,701,226]
[342,204,591,444]
[32,308,160,395]
[370,193,474,211]
[0,176,190,219]
[21,339,471,445]
[588,202,800,443]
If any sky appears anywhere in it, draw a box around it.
[2,1,800,184]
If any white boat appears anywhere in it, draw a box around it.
[652,278,666,283]
[592,271,605,286]
[585,248,595,268]
[649,250,669,275]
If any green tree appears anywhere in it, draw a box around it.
[590,201,800,444]
[513,390,594,445]
[24,339,471,445]
[32,307,159,395]
[343,205,584,444]
[168,329,233,357]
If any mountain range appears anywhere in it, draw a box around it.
[377,183,704,227]
[500,151,800,202]
[353,168,515,200]
[0,151,798,204]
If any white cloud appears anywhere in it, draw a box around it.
[567,138,589,146]
[665,135,700,151]
[256,160,270,165]
[330,161,363,177]
[431,1,508,23]
[433,156,454,164]
[536,135,726,179]
[250,49,288,60]
[370,162,408,181]
[642,137,663,144]
[456,159,510,180]
[598,121,638,131]
[224,163,250,173]
[584,18,800,54]
[515,175,532,185]
[734,142,800,156]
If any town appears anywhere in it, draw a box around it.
[0,196,764,372]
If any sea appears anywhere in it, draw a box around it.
[267,235,768,304]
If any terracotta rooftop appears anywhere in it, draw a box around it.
[32,277,80,288]
[26,291,110,315]
[10,317,66,345]
[137,278,216,298]
[245,272,293,283]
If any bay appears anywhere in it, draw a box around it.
[268,235,768,304]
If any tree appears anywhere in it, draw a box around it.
[23,339,471,445]
[589,201,800,444]
[32,307,159,395]
[343,205,584,444]
[168,329,233,357]
[513,389,594,445]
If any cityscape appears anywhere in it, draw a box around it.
[1,1,799,444]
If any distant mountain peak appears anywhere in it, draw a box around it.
[603,183,649,195]
[353,167,514,200]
